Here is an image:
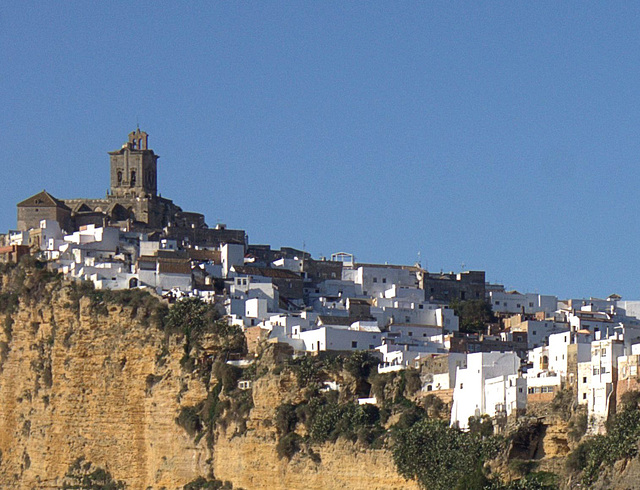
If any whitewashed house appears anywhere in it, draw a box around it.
[450,351,525,430]
[490,291,557,315]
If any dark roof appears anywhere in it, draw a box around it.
[187,249,220,262]
[316,315,374,326]
[353,262,423,272]
[233,265,302,280]
[158,259,191,275]
[17,190,70,210]
[70,202,93,214]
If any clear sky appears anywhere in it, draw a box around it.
[1,2,640,299]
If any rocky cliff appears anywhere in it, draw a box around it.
[0,268,417,489]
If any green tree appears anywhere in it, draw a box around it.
[450,299,494,333]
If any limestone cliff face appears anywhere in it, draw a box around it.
[213,375,419,490]
[0,282,417,489]
[0,288,210,489]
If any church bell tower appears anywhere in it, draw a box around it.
[109,128,158,198]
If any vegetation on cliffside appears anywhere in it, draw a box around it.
[5,259,640,489]
[567,391,640,486]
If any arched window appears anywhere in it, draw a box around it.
[130,170,136,186]
[117,171,122,185]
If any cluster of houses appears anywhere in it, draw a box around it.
[4,129,640,432]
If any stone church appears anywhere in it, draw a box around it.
[17,129,245,247]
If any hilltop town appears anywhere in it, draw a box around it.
[3,129,640,457]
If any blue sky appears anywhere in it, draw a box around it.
[1,2,640,299]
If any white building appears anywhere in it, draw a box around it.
[490,291,557,316]
[294,325,382,353]
[450,351,525,430]
[587,338,624,428]
[342,264,419,298]
[377,340,444,373]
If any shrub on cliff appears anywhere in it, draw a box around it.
[62,457,125,489]
[183,476,234,489]
[392,418,502,490]
[567,403,640,485]
[167,298,246,364]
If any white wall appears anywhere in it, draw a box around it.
[222,243,245,278]
[296,326,383,352]
[450,351,522,430]
[490,291,557,315]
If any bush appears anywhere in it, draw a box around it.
[392,419,502,490]
[184,476,233,489]
[288,355,323,388]
[276,432,302,460]
[468,414,494,438]
[213,362,242,394]
[176,405,203,437]
[62,457,125,489]
[343,351,379,380]
[275,403,298,436]
[620,390,640,410]
[403,369,422,396]
[449,299,494,333]
[508,459,539,477]
[567,405,640,485]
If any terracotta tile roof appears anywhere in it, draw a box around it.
[158,259,191,275]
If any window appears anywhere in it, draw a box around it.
[460,383,463,389]
[495,301,500,305]
[593,368,600,375]
[373,278,378,283]
[583,393,587,400]
[519,388,523,393]
[583,376,587,383]
[369,345,374,349]
[532,331,537,336]
[419,305,423,309]
[517,304,521,308]
[529,302,534,307]
[351,341,358,348]
[408,332,413,337]
[602,349,607,357]
[382,278,387,283]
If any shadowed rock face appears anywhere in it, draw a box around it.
[0,277,417,490]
